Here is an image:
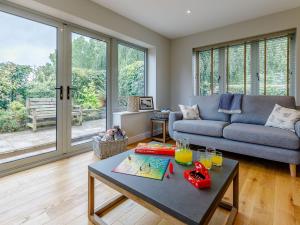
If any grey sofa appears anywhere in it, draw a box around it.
[169,95,300,177]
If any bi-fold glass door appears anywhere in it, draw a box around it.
[65,28,109,152]
[0,6,65,173]
[0,4,109,174]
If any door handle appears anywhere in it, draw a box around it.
[67,86,76,100]
[256,73,260,81]
[55,86,63,100]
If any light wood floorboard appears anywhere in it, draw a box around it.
[0,140,299,225]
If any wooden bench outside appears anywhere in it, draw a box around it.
[26,98,83,132]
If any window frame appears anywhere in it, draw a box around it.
[193,29,296,97]
[113,39,148,112]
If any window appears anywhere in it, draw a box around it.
[117,42,147,110]
[198,49,220,96]
[227,44,245,94]
[199,50,211,96]
[0,10,58,160]
[71,32,108,143]
[194,30,296,96]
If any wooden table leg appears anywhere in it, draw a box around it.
[218,167,239,225]
[88,171,127,225]
[224,167,239,225]
[151,120,154,138]
[88,171,95,217]
[163,121,166,143]
[233,167,239,210]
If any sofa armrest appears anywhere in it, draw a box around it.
[295,121,300,138]
[169,111,183,139]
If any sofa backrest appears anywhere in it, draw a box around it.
[189,95,230,122]
[231,95,296,125]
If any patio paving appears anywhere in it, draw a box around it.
[0,119,106,155]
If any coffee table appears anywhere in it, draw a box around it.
[88,150,239,225]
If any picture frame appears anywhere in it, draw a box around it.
[139,96,154,110]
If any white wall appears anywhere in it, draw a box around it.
[170,7,300,109]
[8,0,171,109]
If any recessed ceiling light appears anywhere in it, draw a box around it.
[186,9,192,15]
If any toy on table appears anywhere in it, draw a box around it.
[175,139,193,166]
[169,162,174,174]
[184,162,211,189]
[134,143,175,156]
[113,154,170,180]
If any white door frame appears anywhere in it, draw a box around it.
[0,4,65,174]
[65,26,111,153]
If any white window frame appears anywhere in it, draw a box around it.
[112,39,148,112]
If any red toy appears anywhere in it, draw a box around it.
[169,162,174,174]
[134,143,175,156]
[183,162,211,189]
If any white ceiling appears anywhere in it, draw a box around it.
[91,0,300,39]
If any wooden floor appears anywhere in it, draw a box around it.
[0,140,299,225]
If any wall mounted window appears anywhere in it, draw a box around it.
[194,29,296,96]
[116,42,147,110]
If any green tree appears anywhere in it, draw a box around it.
[0,62,31,109]
[72,35,106,70]
[118,61,144,97]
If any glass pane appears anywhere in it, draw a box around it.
[213,49,220,94]
[117,44,145,110]
[0,11,57,163]
[266,37,288,95]
[71,33,107,143]
[259,41,266,95]
[199,50,211,96]
[228,45,244,94]
[245,44,251,95]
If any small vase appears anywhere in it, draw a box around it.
[127,96,139,112]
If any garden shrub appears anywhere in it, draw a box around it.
[0,101,27,133]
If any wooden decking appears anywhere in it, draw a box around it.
[0,140,299,225]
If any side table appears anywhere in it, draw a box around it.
[151,118,170,143]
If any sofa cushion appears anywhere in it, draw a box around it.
[223,123,300,149]
[265,104,300,132]
[178,104,201,120]
[189,95,230,122]
[173,120,229,137]
[231,95,296,125]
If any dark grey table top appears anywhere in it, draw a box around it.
[89,150,239,225]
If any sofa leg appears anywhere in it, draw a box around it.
[289,164,297,177]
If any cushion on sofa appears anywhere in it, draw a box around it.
[265,104,300,132]
[223,123,300,149]
[231,95,296,125]
[173,120,229,137]
[178,104,201,120]
[189,95,230,122]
